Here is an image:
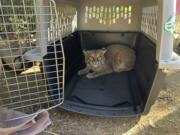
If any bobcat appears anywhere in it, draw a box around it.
[78,44,136,79]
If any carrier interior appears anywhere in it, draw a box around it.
[55,0,158,116]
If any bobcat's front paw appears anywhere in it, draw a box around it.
[78,70,86,75]
[78,67,90,76]
[86,73,96,79]
[78,70,84,75]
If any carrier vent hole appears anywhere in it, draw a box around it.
[84,5,132,25]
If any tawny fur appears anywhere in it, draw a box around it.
[78,45,136,79]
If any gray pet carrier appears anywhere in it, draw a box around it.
[0,0,179,117]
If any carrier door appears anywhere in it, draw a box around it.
[157,0,180,69]
[0,0,65,115]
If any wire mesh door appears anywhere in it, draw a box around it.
[0,0,64,115]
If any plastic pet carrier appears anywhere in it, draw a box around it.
[56,0,180,117]
[0,0,179,118]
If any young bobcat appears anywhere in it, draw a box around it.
[78,44,136,79]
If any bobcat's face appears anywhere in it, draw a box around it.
[84,49,106,69]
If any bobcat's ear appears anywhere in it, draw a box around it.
[101,48,107,55]
[83,50,87,55]
[83,50,90,55]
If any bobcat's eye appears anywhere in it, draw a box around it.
[89,57,94,61]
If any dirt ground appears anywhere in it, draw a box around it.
[40,70,180,135]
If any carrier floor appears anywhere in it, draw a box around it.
[61,71,142,117]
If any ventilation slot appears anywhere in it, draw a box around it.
[84,5,133,25]
[56,5,77,37]
[141,6,158,40]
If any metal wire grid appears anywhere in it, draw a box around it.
[0,0,64,114]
